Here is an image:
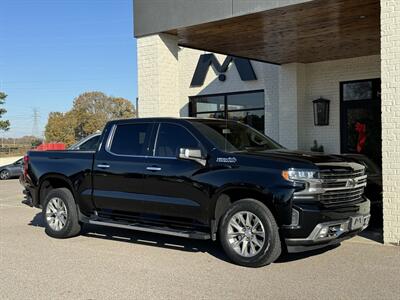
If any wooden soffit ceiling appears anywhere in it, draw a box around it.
[166,0,380,64]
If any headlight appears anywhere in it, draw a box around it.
[282,169,318,181]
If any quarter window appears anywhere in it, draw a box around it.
[154,123,200,158]
[110,123,153,156]
[79,135,100,151]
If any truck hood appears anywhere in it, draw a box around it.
[236,149,349,165]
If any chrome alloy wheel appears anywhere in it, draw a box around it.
[45,197,68,231]
[227,211,266,257]
[0,170,9,180]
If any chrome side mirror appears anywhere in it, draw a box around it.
[178,148,206,166]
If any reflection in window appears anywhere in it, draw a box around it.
[155,123,200,158]
[228,110,264,132]
[227,92,264,110]
[110,123,153,156]
[196,111,225,119]
[194,96,224,113]
[190,91,265,133]
[343,81,373,101]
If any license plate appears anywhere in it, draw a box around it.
[350,216,365,230]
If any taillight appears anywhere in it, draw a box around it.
[23,155,29,177]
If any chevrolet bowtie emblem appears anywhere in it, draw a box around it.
[346,179,357,188]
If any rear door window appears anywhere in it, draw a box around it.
[109,123,153,156]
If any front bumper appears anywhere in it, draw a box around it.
[283,198,370,253]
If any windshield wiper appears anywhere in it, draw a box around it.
[243,146,268,151]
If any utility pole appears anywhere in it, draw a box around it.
[32,108,40,138]
[136,97,139,118]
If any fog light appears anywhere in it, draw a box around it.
[318,226,329,238]
[291,209,299,226]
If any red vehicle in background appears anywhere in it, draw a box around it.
[34,143,66,151]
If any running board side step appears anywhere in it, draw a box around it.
[88,219,211,240]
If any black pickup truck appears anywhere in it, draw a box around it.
[21,118,370,267]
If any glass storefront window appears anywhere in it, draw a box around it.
[195,111,225,119]
[193,96,225,113]
[190,90,265,132]
[227,92,264,110]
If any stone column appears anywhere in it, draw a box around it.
[381,0,400,245]
[278,63,306,149]
[137,34,179,117]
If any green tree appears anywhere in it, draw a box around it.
[71,92,136,139]
[0,92,10,131]
[45,111,77,145]
[31,138,43,147]
[44,91,136,145]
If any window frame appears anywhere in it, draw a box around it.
[151,122,206,160]
[105,122,155,158]
[339,78,381,154]
[189,90,265,130]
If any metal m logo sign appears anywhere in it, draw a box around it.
[190,53,257,87]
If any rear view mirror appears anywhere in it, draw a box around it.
[178,148,206,166]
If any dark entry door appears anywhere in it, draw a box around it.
[340,79,381,165]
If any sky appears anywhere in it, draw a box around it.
[0,0,137,138]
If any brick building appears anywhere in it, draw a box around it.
[134,0,400,244]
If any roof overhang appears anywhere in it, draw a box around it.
[165,0,380,64]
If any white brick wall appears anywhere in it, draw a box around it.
[137,34,179,117]
[278,63,306,149]
[297,55,381,154]
[381,0,400,244]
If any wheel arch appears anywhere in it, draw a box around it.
[38,173,76,207]
[212,186,280,232]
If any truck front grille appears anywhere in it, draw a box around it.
[319,186,365,206]
[318,163,367,206]
[293,162,367,207]
[319,169,365,180]
[321,174,367,189]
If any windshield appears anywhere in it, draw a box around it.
[192,120,283,152]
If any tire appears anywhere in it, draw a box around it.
[0,169,10,180]
[219,199,281,267]
[42,188,81,238]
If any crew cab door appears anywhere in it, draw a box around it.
[142,122,210,225]
[92,121,156,214]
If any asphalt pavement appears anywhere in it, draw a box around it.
[1,179,399,299]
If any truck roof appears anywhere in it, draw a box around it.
[108,117,233,125]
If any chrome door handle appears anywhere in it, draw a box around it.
[97,164,110,169]
[146,166,162,171]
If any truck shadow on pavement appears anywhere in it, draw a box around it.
[29,211,338,265]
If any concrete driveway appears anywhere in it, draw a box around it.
[1,179,399,299]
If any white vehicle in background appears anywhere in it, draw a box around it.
[68,132,101,151]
